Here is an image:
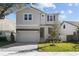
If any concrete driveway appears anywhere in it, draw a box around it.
[0,43,38,55]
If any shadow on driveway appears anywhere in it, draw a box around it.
[1,42,38,48]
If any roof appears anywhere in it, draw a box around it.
[61,21,79,28]
[16,5,59,15]
[16,6,45,13]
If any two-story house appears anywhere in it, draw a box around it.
[16,5,59,43]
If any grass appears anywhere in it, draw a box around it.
[38,42,79,52]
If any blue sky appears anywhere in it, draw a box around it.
[6,3,79,21]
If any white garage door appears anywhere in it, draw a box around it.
[16,31,40,43]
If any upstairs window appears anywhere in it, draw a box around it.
[42,14,44,17]
[50,16,52,21]
[47,15,49,21]
[63,25,65,29]
[24,13,32,20]
[29,14,32,20]
[54,15,55,21]
[24,14,27,20]
[47,15,53,21]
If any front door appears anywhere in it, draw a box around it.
[40,28,44,39]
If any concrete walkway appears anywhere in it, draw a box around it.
[0,43,38,56]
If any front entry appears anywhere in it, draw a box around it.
[40,28,44,41]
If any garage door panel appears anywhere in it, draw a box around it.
[16,31,40,43]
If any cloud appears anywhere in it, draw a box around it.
[32,3,56,11]
[52,4,56,9]
[60,10,65,14]
[59,14,67,22]
[60,15,67,19]
[68,10,72,14]
[38,3,56,10]
[40,3,53,7]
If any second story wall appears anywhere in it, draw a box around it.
[40,13,59,25]
[16,7,41,26]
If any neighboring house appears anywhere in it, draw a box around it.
[59,21,79,41]
[16,5,59,43]
[0,19,16,41]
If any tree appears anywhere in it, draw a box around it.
[50,24,57,46]
[50,14,60,46]
[0,4,14,19]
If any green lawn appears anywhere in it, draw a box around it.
[38,43,79,52]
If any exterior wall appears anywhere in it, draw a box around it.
[60,22,77,41]
[16,7,41,26]
[40,14,46,24]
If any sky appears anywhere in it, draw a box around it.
[6,3,79,22]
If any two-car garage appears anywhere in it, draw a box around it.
[16,29,40,43]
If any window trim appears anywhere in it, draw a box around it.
[23,13,33,20]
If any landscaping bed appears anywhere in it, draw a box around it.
[0,37,15,47]
[38,43,79,52]
[0,41,13,47]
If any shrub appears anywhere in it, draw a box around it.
[0,37,8,42]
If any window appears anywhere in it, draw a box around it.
[24,14,27,20]
[63,25,65,29]
[29,14,32,20]
[47,15,49,21]
[47,15,53,21]
[50,16,52,21]
[24,14,32,20]
[54,15,55,21]
[42,14,44,17]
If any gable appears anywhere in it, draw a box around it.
[16,6,42,25]
[16,6,45,14]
